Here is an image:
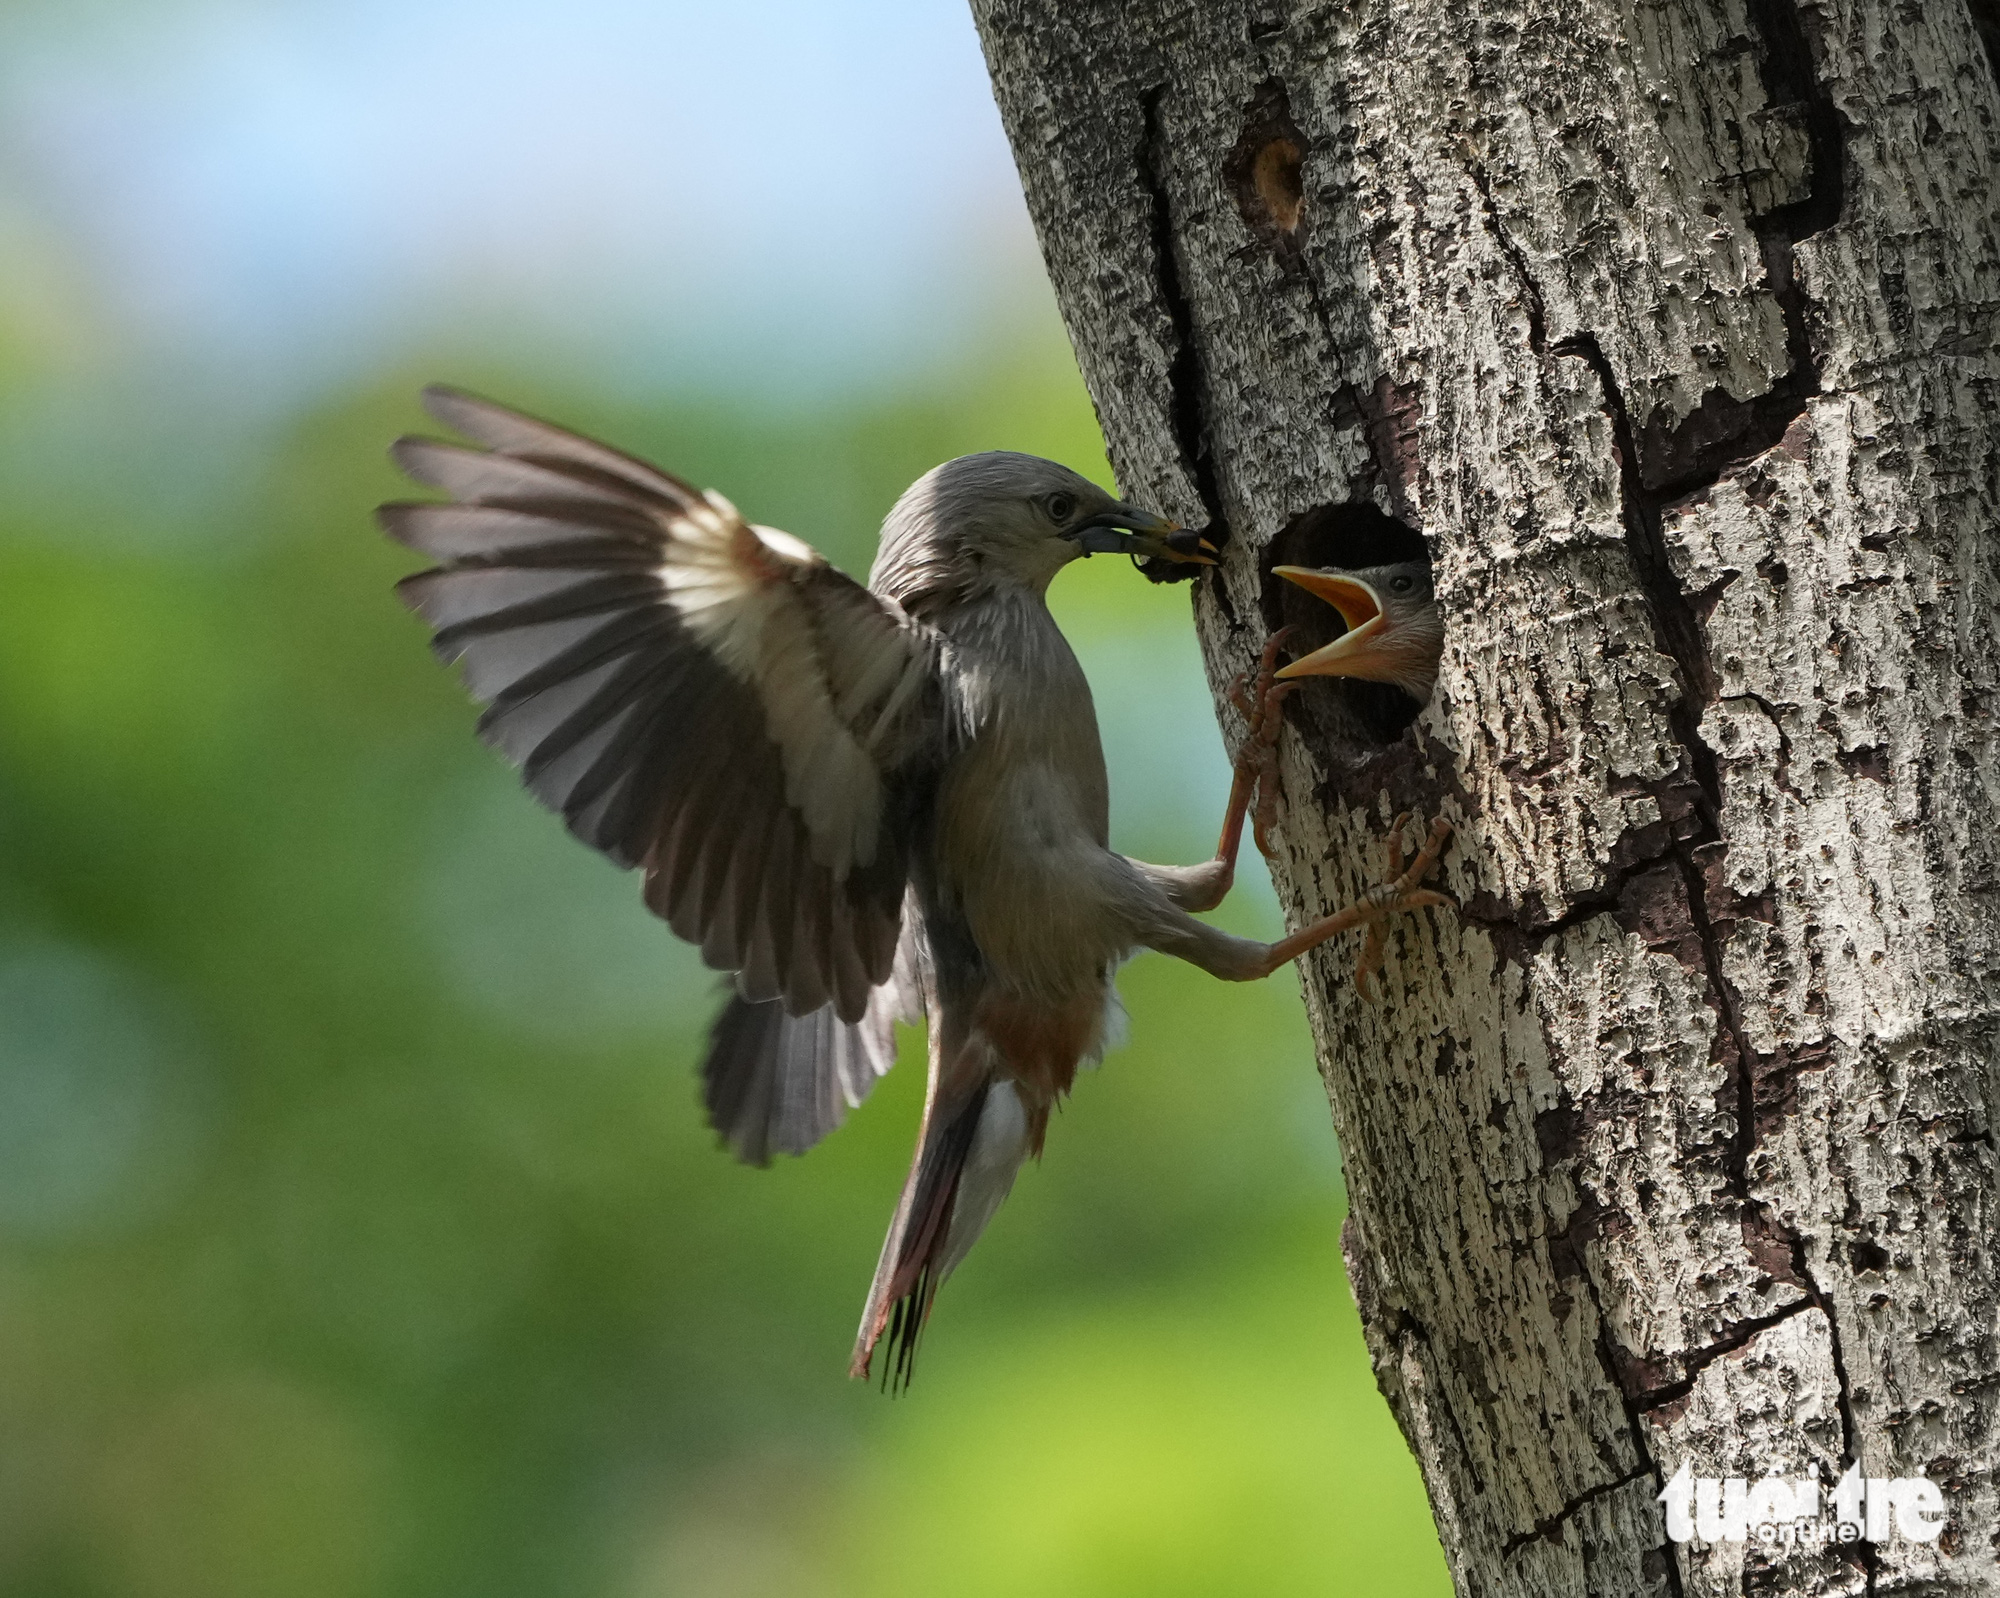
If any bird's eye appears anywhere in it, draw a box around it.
[1390,575,1415,593]
[1045,492,1077,524]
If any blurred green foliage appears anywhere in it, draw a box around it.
[0,319,1449,1596]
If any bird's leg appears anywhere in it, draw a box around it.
[1258,814,1454,994]
[1136,811,1456,998]
[1224,629,1301,868]
[1128,631,1303,914]
[1147,630,1299,914]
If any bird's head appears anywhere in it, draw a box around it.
[1271,561,1444,704]
[871,451,1212,607]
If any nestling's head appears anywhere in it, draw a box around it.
[870,451,1211,610]
[1272,561,1445,704]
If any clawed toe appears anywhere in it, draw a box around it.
[1252,814,1458,987]
[1350,817,1457,1002]
[1354,921,1388,1005]
[1383,810,1418,877]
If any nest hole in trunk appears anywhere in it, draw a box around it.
[1259,501,1432,748]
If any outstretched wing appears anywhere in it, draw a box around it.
[383,385,942,1023]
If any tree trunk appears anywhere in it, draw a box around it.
[971,0,2000,1592]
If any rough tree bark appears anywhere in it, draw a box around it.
[972,1,2000,1593]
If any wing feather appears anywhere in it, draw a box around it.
[392,439,665,520]
[703,770,776,976]
[420,385,697,506]
[385,387,942,1023]
[382,502,646,561]
[737,819,807,1011]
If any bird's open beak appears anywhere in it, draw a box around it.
[1272,567,1386,678]
[1072,503,1217,565]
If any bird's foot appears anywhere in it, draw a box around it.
[1227,629,1300,862]
[1352,813,1455,1004]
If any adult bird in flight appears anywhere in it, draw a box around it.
[381,387,1451,1385]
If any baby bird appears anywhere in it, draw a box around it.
[1273,561,1445,704]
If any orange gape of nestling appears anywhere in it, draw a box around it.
[382,387,1453,1387]
[1274,562,1446,704]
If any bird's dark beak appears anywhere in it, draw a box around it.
[1272,567,1387,678]
[1071,502,1217,565]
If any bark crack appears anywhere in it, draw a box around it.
[1631,1299,1819,1414]
[1720,691,1806,801]
[1459,797,1703,970]
[1562,1234,1690,1597]
[1553,331,1724,729]
[1636,0,1846,495]
[1554,317,1872,1587]
[1501,1463,1655,1556]
[1538,10,1866,1551]
[1630,17,1876,1591]
[1466,156,1548,354]
[1138,85,1225,542]
[1446,13,1868,1583]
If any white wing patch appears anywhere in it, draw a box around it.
[651,486,921,880]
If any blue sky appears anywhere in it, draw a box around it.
[0,0,1042,399]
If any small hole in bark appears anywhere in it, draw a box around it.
[1226,81,1309,263]
[1260,501,1431,746]
[1252,139,1303,231]
[1850,1235,1890,1274]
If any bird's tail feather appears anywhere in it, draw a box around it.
[850,1072,1031,1388]
[700,988,895,1166]
[701,904,928,1165]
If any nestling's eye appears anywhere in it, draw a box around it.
[1390,574,1415,594]
[1045,492,1077,524]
